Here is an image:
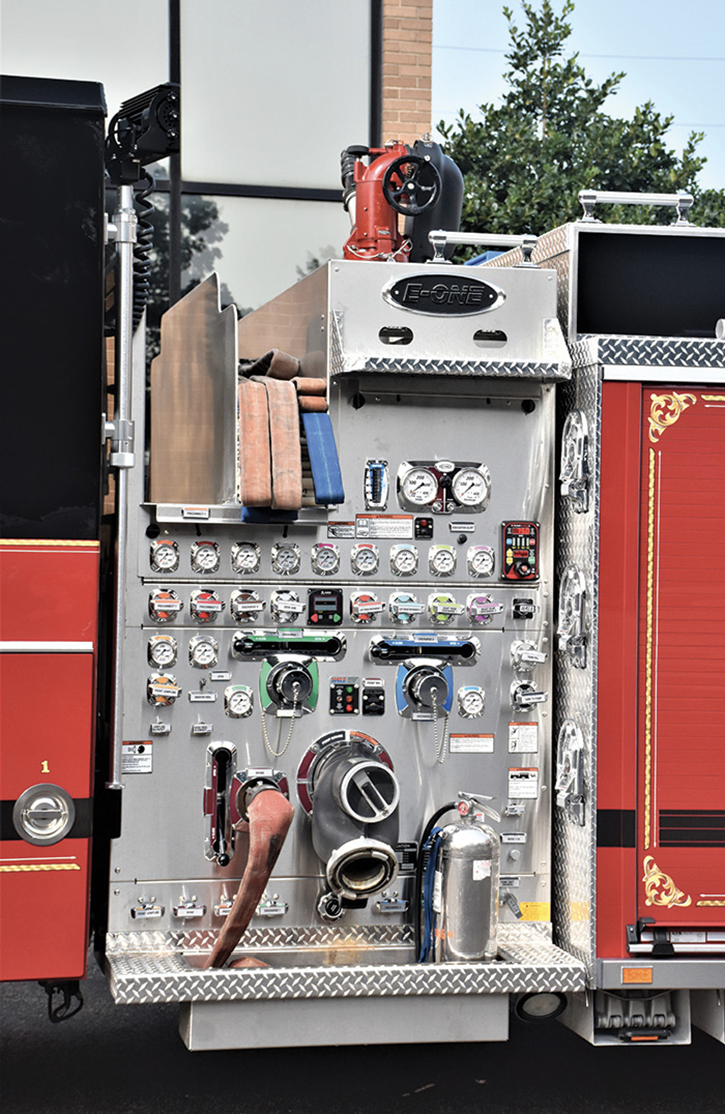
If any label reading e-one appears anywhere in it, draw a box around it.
[508,767,539,799]
[122,742,153,774]
[508,722,539,753]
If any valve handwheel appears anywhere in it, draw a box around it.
[382,155,441,216]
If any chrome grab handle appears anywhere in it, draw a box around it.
[428,229,538,264]
[578,189,694,224]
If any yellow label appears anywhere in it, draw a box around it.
[622,966,653,985]
[519,902,550,921]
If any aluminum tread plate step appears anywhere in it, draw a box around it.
[104,923,586,1005]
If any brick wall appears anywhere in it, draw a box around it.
[382,0,433,145]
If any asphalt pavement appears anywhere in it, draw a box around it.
[1,959,724,1114]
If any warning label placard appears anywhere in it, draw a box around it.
[508,722,539,753]
[122,742,153,774]
[508,767,539,799]
[450,734,495,754]
[355,515,413,539]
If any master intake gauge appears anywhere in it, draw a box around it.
[429,545,456,577]
[190,540,220,574]
[458,685,486,719]
[451,465,491,511]
[390,544,418,577]
[149,588,183,623]
[150,539,179,573]
[230,589,265,624]
[271,542,301,575]
[270,590,305,624]
[350,543,379,576]
[400,467,437,507]
[189,635,219,669]
[190,589,225,623]
[231,542,261,574]
[311,543,340,576]
[148,634,177,668]
[224,684,254,718]
[147,673,181,707]
[467,545,495,578]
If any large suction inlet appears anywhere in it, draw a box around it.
[304,735,400,900]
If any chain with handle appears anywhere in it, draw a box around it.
[261,681,300,759]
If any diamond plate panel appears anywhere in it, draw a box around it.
[594,335,725,369]
[553,349,601,977]
[337,356,570,379]
[107,924,412,955]
[104,922,585,1005]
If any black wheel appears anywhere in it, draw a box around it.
[382,154,441,216]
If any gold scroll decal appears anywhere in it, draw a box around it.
[648,392,697,444]
[0,863,81,873]
[642,856,691,908]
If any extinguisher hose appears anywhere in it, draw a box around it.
[415,802,457,961]
[204,787,294,969]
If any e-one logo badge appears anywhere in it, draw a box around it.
[382,273,504,317]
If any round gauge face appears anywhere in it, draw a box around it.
[452,467,490,508]
[148,636,177,668]
[150,541,179,572]
[191,541,220,573]
[351,544,379,575]
[272,544,301,575]
[189,637,218,668]
[391,545,418,576]
[430,546,456,576]
[225,686,253,718]
[231,542,260,574]
[468,546,495,578]
[402,468,438,506]
[311,543,339,575]
[459,687,485,718]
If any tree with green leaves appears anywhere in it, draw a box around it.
[438,0,725,235]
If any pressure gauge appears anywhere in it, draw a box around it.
[390,544,418,577]
[458,685,486,719]
[189,588,224,623]
[231,541,261,574]
[149,588,183,623]
[467,545,495,578]
[189,635,219,669]
[270,589,304,624]
[150,539,179,573]
[224,684,254,719]
[271,542,301,575]
[350,543,379,576]
[230,589,265,624]
[311,543,340,576]
[428,592,463,625]
[147,673,181,707]
[190,540,220,574]
[148,634,177,668]
[389,591,423,625]
[451,466,491,510]
[429,545,456,577]
[401,467,437,507]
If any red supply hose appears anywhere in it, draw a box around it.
[205,788,294,969]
